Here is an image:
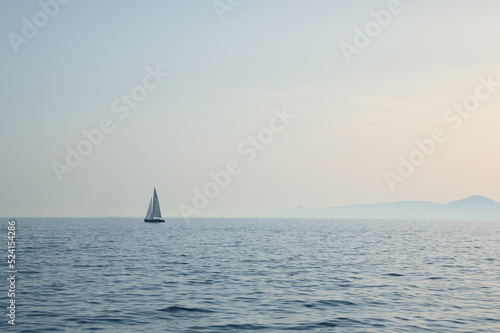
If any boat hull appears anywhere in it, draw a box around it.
[144,218,165,223]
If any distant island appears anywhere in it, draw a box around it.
[271,195,500,219]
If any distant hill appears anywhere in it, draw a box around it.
[271,195,500,219]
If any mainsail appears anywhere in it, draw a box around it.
[152,188,162,218]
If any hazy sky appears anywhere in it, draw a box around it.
[2,0,500,217]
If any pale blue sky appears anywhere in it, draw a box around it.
[1,0,500,217]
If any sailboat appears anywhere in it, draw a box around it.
[144,188,165,223]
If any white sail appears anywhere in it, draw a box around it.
[152,188,162,218]
[145,198,153,219]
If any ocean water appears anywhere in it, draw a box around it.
[1,218,499,332]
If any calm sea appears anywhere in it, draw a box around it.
[1,218,499,332]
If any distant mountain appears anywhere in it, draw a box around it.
[271,196,500,219]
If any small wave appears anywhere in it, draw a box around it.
[158,305,214,313]
[305,299,357,308]
[385,273,405,277]
[201,323,270,330]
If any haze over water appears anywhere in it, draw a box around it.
[3,1,500,218]
[2,217,499,332]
